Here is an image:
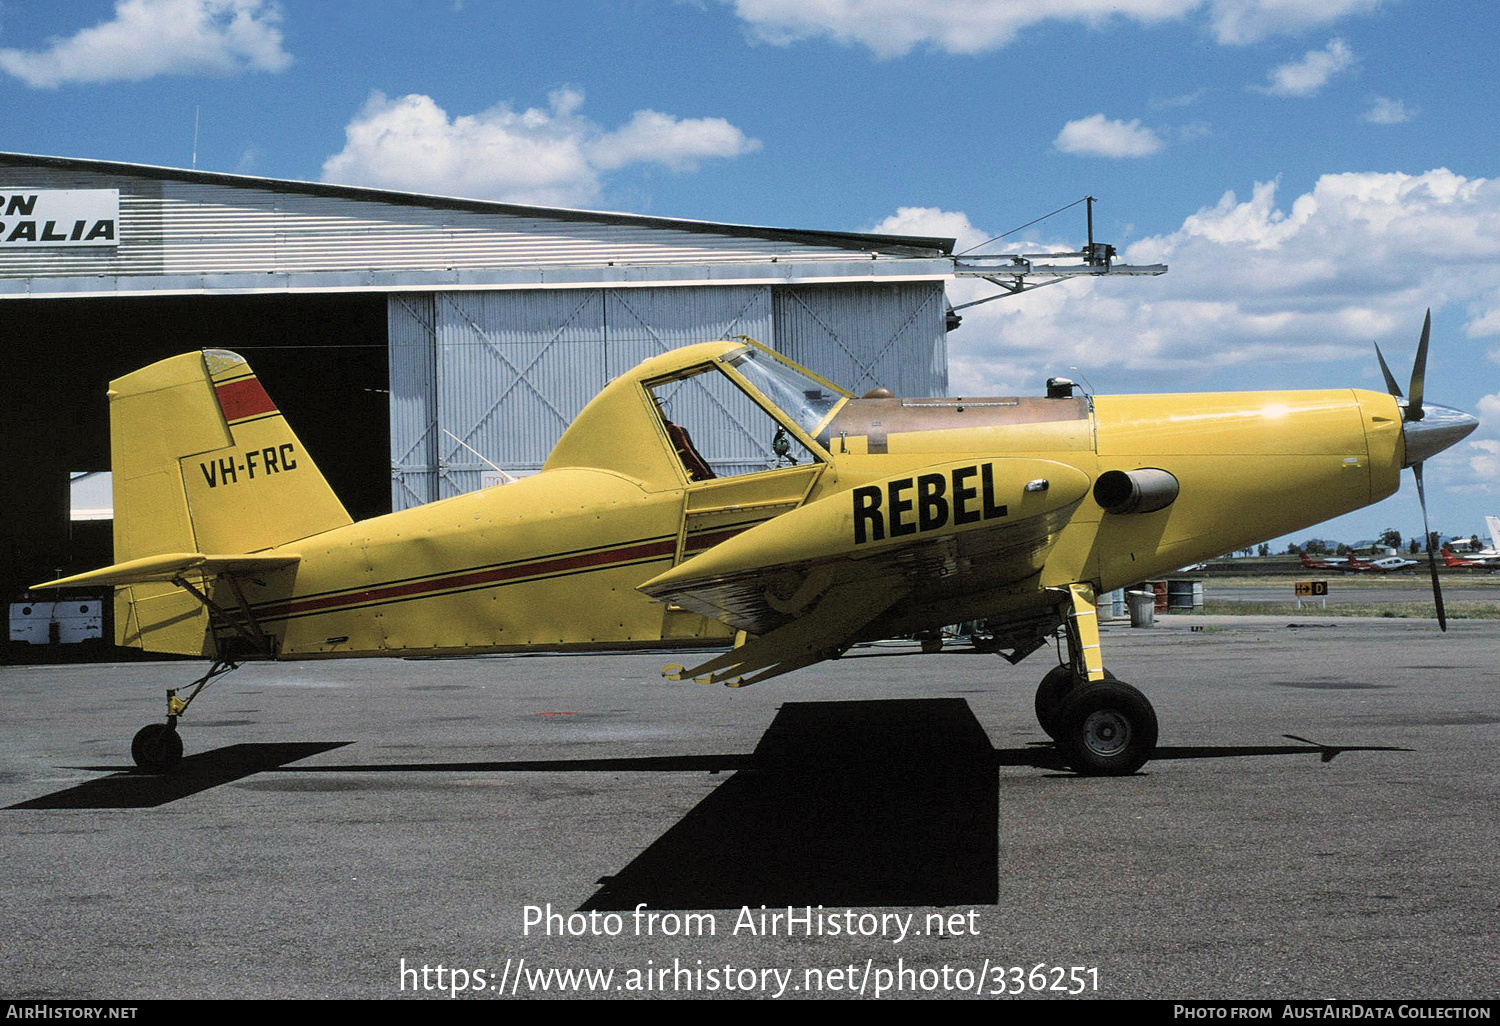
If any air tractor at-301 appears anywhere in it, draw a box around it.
[40,315,1477,777]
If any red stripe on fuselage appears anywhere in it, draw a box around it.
[257,538,679,622]
[683,525,755,554]
[215,377,277,422]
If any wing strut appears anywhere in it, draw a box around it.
[171,574,276,658]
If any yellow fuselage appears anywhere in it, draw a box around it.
[226,384,1401,659]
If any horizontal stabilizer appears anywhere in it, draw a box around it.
[35,552,301,589]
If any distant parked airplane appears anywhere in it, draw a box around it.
[1300,552,1416,572]
[1346,554,1419,572]
[1441,547,1486,568]
[1299,552,1342,571]
[1459,516,1500,563]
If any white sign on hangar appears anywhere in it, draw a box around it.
[0,189,118,246]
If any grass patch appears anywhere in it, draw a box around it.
[1200,601,1500,619]
[1199,575,1500,592]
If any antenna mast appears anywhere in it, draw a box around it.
[950,196,1166,314]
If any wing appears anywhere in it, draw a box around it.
[641,457,1090,685]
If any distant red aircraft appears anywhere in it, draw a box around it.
[1299,552,1340,571]
[1441,547,1483,568]
[1298,552,1376,572]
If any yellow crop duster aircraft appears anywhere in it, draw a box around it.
[39,320,1476,777]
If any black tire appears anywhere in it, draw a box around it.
[1034,665,1115,739]
[131,723,183,772]
[1054,680,1157,776]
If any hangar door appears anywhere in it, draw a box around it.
[388,282,947,511]
[775,283,948,398]
[388,286,773,508]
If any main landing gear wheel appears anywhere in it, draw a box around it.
[1034,665,1115,740]
[1054,680,1157,777]
[131,723,183,772]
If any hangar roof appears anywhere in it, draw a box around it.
[0,152,955,299]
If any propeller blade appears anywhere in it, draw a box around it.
[1407,309,1430,421]
[1413,461,1447,632]
[1374,342,1404,398]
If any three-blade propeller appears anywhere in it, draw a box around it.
[1374,310,1448,630]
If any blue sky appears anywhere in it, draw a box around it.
[2,0,1497,548]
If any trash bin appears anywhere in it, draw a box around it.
[1126,590,1156,628]
[1100,588,1125,620]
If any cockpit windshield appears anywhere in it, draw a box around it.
[721,345,848,437]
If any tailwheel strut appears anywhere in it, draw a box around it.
[130,659,238,772]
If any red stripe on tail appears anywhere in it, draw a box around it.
[215,377,277,422]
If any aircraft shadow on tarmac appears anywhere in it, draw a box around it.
[8,699,1406,909]
[6,742,352,810]
[570,702,1404,912]
[583,698,1002,910]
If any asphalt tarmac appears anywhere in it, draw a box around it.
[3,615,1497,1001]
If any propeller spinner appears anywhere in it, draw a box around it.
[1373,310,1479,630]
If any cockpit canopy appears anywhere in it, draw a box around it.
[543,339,850,489]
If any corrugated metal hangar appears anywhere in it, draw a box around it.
[0,151,958,607]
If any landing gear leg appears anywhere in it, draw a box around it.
[1040,584,1158,776]
[129,660,237,772]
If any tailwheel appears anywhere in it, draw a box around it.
[1054,680,1157,776]
[131,722,184,772]
[1034,664,1114,740]
[128,659,237,771]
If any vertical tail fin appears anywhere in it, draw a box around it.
[1487,515,1500,553]
[112,349,350,560]
[109,349,351,653]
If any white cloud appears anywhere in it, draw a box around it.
[1362,96,1417,124]
[730,0,1198,56]
[321,90,760,207]
[1151,89,1208,110]
[1462,396,1500,489]
[878,169,1500,395]
[1252,38,1355,97]
[871,206,992,254]
[1207,0,1382,45]
[724,0,1381,56]
[1464,299,1500,341]
[588,109,763,172]
[0,0,290,88]
[1054,114,1165,158]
